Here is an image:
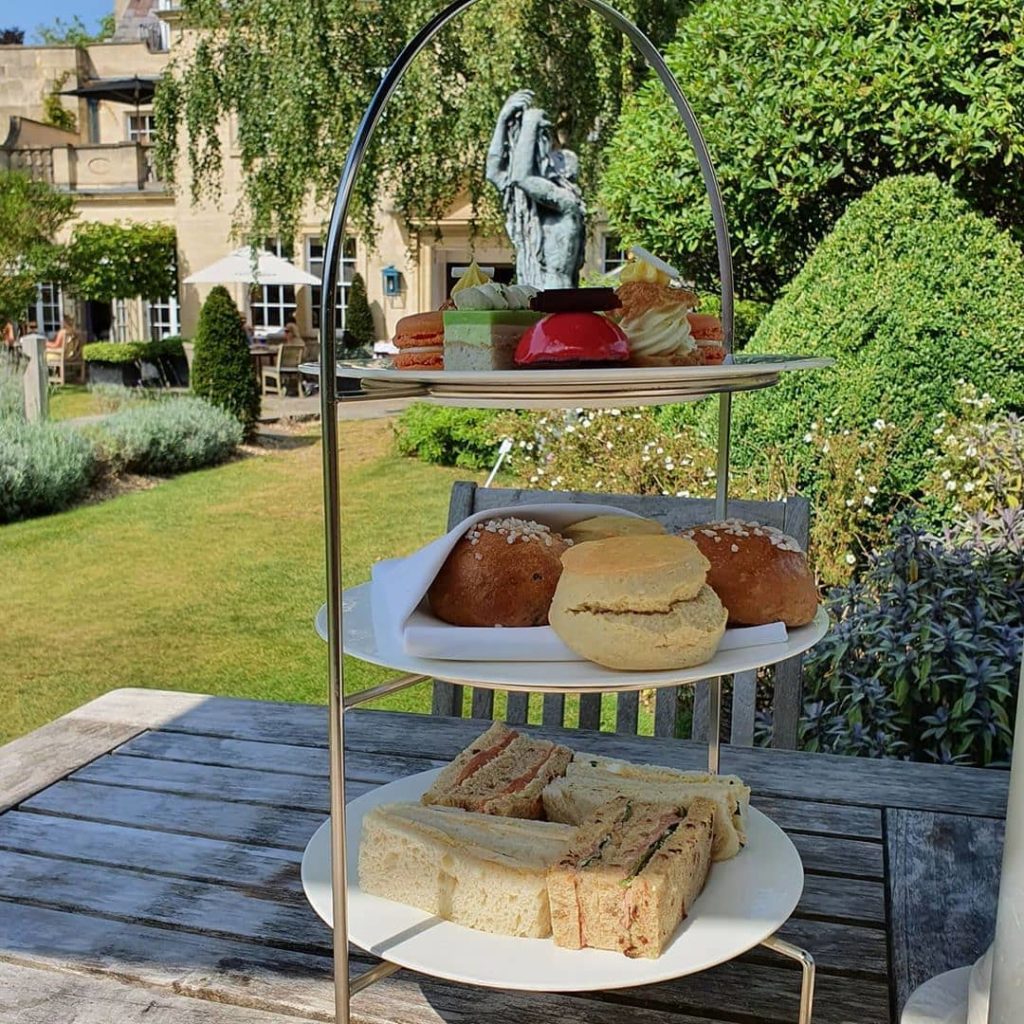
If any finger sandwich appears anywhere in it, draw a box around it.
[359,802,574,937]
[548,795,715,958]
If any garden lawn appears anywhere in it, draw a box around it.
[0,419,480,745]
[48,385,104,421]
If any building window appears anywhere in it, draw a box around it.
[602,234,629,274]
[126,112,157,144]
[26,281,63,337]
[250,238,296,333]
[147,295,180,340]
[306,235,355,335]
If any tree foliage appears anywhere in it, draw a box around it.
[190,286,260,436]
[155,0,686,245]
[0,28,25,45]
[601,0,1024,300]
[0,170,75,323]
[62,222,177,302]
[727,175,1024,498]
[33,14,115,46]
[344,272,375,349]
[43,72,77,134]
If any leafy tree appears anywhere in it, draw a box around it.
[601,0,1024,300]
[33,14,115,46]
[154,0,686,244]
[343,273,375,349]
[0,28,24,44]
[0,170,75,323]
[61,222,177,302]
[190,286,260,436]
[724,176,1024,499]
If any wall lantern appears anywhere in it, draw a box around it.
[382,265,402,297]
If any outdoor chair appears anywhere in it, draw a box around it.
[45,332,85,386]
[431,481,810,749]
[261,342,304,397]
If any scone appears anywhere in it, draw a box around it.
[562,514,667,545]
[548,535,727,670]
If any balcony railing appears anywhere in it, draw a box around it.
[1,142,165,194]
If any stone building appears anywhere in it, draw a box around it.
[0,0,623,347]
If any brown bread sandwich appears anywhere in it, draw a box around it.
[421,721,573,819]
[547,795,716,958]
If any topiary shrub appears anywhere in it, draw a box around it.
[97,396,243,476]
[344,273,376,349]
[727,176,1024,500]
[601,0,1024,300]
[393,404,502,469]
[798,514,1024,766]
[190,286,260,436]
[0,419,97,523]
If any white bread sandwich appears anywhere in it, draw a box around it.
[421,721,573,819]
[358,802,575,938]
[543,755,750,861]
[547,795,715,958]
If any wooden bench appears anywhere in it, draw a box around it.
[431,482,811,748]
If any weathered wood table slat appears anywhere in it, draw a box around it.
[0,688,1008,1024]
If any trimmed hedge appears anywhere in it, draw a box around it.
[98,396,243,476]
[190,287,260,436]
[0,418,97,523]
[394,404,502,469]
[726,176,1024,497]
[83,338,185,363]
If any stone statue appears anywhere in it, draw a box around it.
[486,89,586,290]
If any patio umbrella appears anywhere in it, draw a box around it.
[183,246,321,286]
[61,75,160,122]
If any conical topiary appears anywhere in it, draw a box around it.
[344,272,376,350]
[190,286,260,436]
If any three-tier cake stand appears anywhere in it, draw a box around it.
[307,1,831,1020]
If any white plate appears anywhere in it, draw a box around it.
[317,584,829,693]
[333,355,832,386]
[301,768,804,992]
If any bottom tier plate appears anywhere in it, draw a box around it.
[301,767,804,992]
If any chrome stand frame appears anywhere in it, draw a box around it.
[314,1,804,1021]
[761,935,816,1023]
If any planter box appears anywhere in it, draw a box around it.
[87,361,141,387]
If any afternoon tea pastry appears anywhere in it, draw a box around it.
[680,519,819,627]
[428,516,572,627]
[443,282,542,371]
[392,311,444,370]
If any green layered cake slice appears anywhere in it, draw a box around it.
[443,310,543,371]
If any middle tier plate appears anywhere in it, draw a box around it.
[317,583,829,693]
[301,767,804,992]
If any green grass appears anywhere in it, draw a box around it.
[0,419,483,745]
[48,385,104,421]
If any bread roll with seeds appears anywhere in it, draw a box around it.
[680,519,818,627]
[428,517,572,627]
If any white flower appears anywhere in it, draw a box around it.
[873,418,885,430]
[803,433,813,443]
[966,446,977,457]
[863,495,874,506]
[565,424,575,433]
[656,447,664,455]
[868,485,878,494]
[963,481,975,492]
[846,499,855,508]
[946,480,957,492]
[845,553,856,566]
[606,441,613,450]
[941,469,951,480]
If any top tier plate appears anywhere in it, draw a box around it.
[321,354,833,410]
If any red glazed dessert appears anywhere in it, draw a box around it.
[514,312,630,368]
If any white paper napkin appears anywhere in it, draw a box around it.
[370,502,788,663]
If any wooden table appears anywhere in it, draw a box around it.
[0,688,1008,1024]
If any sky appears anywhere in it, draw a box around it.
[4,0,112,42]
